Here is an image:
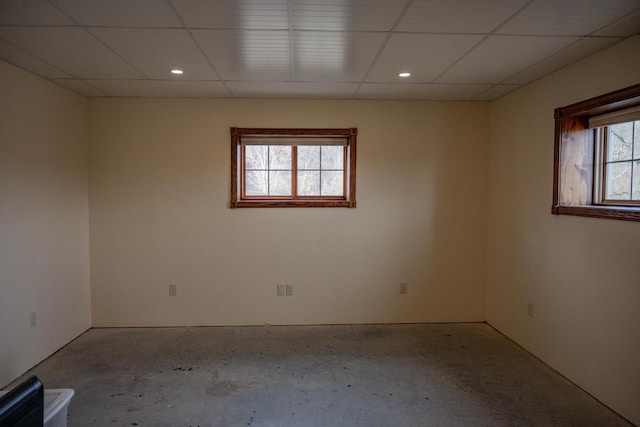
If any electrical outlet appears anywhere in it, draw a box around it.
[399,282,408,294]
[277,284,285,296]
[169,284,177,296]
[527,302,534,318]
[285,284,294,296]
[30,311,37,328]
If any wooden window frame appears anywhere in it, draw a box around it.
[552,83,640,221]
[230,128,357,208]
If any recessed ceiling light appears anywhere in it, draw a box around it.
[171,69,184,75]
[398,72,411,78]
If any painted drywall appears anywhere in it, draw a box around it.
[486,36,640,425]
[0,60,91,387]
[89,98,489,327]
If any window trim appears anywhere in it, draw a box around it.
[552,83,640,222]
[230,127,357,208]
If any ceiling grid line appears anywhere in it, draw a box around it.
[166,0,232,97]
[475,3,640,97]
[287,0,295,83]
[0,33,71,77]
[353,0,415,98]
[43,0,150,80]
[430,0,537,87]
[0,0,638,100]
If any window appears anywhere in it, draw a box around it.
[592,110,640,205]
[552,83,640,221]
[230,128,357,208]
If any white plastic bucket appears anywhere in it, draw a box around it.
[43,389,74,427]
[0,387,74,427]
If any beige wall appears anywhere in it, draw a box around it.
[486,36,640,425]
[4,32,637,423]
[0,60,91,387]
[88,98,489,327]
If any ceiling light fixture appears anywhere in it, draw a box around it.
[170,69,184,75]
[398,72,411,77]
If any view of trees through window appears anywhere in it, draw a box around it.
[604,120,640,201]
[244,145,344,197]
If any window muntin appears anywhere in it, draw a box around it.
[242,144,346,199]
[230,128,357,208]
[244,145,293,196]
[297,145,345,196]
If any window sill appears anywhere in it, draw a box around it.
[551,204,640,222]
[231,200,356,208]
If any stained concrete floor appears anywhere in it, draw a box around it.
[5,323,631,427]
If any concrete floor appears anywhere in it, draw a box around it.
[5,323,631,427]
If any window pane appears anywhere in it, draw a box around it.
[608,122,633,161]
[269,146,292,170]
[298,171,320,196]
[298,146,320,169]
[634,160,640,200]
[269,171,291,195]
[245,146,268,170]
[245,170,268,196]
[606,162,631,200]
[321,171,344,196]
[321,146,344,170]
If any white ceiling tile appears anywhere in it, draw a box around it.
[472,84,520,100]
[504,36,621,84]
[0,39,72,78]
[52,79,108,96]
[293,31,386,82]
[437,35,579,84]
[357,83,490,100]
[293,0,408,31]
[0,0,634,100]
[398,0,528,33]
[594,8,640,37]
[90,28,217,80]
[498,0,640,36]
[227,81,359,98]
[366,33,483,83]
[194,30,290,81]
[173,0,289,29]
[0,0,73,25]
[51,0,181,27]
[87,80,231,98]
[0,27,144,79]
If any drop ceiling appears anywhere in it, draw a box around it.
[1,0,639,100]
